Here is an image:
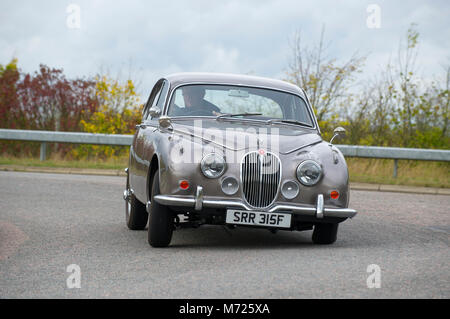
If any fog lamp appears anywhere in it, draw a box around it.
[221,176,239,195]
[281,180,299,199]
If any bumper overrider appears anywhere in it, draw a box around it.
[152,186,357,220]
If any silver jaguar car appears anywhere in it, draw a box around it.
[124,72,357,247]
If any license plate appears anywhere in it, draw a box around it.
[226,210,291,228]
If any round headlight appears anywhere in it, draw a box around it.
[296,160,322,186]
[200,153,226,178]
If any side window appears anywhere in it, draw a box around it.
[151,84,163,109]
[156,81,169,109]
[143,80,164,120]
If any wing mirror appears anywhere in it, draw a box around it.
[158,115,172,129]
[148,107,161,118]
[329,127,346,144]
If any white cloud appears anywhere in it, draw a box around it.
[27,36,41,53]
[199,44,240,73]
[0,0,448,97]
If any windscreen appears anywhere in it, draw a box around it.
[167,84,313,127]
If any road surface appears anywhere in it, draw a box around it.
[0,171,449,298]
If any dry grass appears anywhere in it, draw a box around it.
[0,154,128,170]
[346,158,450,188]
[0,155,449,188]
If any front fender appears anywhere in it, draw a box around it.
[280,141,349,208]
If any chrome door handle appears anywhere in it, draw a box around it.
[135,124,147,129]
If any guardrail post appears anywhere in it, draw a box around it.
[40,142,47,161]
[393,159,398,178]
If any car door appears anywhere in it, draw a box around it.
[129,79,167,203]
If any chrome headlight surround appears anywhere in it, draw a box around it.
[296,160,322,186]
[200,153,226,179]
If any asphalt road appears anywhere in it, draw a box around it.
[0,171,449,298]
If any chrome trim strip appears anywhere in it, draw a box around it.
[281,139,323,155]
[267,205,316,215]
[153,195,357,218]
[322,208,357,218]
[155,196,196,206]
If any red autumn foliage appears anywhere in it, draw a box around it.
[0,61,99,156]
[16,64,99,131]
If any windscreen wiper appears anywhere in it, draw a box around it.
[267,119,313,128]
[216,112,262,120]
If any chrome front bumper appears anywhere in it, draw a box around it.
[153,186,357,219]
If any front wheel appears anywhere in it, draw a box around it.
[148,169,174,247]
[312,223,339,245]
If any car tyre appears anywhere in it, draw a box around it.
[125,174,148,230]
[148,169,174,247]
[312,223,339,245]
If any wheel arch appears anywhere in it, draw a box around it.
[147,154,160,202]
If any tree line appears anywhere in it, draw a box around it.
[0,24,448,160]
[0,63,141,158]
[285,24,449,149]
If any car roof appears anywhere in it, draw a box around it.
[164,72,305,97]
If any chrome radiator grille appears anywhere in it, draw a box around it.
[241,151,281,208]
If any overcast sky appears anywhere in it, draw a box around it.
[1,0,449,98]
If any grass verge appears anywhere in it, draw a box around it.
[346,158,449,188]
[0,155,127,170]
